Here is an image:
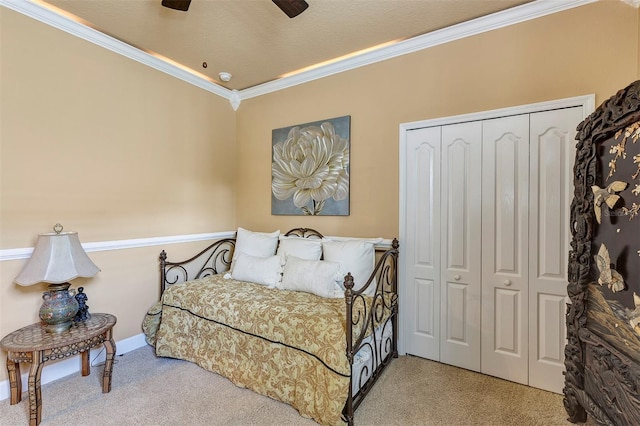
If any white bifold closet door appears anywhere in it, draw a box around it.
[403,106,582,394]
[480,107,581,392]
[527,108,582,392]
[481,114,530,385]
[440,122,482,371]
[404,126,442,361]
[404,122,482,372]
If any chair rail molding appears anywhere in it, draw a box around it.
[0,232,236,262]
[0,232,394,261]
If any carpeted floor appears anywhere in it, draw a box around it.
[0,344,578,425]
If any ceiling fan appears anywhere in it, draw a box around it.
[161,0,309,18]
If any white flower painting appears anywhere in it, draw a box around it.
[272,116,350,215]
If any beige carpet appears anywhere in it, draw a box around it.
[0,344,577,425]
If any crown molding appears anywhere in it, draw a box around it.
[3,0,597,107]
[238,0,598,100]
[0,0,234,100]
[621,0,640,8]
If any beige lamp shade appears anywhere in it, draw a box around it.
[15,231,100,286]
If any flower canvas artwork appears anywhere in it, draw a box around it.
[271,116,350,216]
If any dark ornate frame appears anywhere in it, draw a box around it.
[564,80,640,425]
[158,227,399,426]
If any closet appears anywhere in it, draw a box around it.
[400,97,593,393]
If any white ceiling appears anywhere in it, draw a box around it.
[33,0,534,91]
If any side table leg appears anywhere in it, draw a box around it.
[6,355,22,404]
[102,335,116,393]
[81,350,90,376]
[28,352,44,426]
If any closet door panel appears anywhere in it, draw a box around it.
[481,114,529,385]
[404,127,441,360]
[537,293,565,362]
[440,122,482,372]
[494,288,520,348]
[528,107,582,393]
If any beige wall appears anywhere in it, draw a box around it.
[0,1,639,385]
[236,1,639,239]
[1,9,237,247]
[0,8,236,382]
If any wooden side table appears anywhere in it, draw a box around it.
[0,313,117,426]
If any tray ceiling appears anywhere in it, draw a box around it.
[37,0,534,91]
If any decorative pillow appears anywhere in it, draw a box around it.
[231,227,280,272]
[322,238,382,296]
[281,256,343,298]
[231,252,282,288]
[276,235,322,262]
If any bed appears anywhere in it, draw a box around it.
[142,227,399,425]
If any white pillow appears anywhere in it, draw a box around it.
[281,256,343,298]
[322,239,381,296]
[276,236,322,263]
[231,227,280,272]
[231,252,282,288]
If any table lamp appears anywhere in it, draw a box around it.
[14,224,100,333]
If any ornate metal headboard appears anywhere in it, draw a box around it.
[159,238,236,294]
[283,227,324,239]
[159,227,326,294]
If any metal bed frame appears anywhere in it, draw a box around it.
[158,227,399,425]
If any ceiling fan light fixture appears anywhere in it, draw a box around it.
[272,0,309,18]
[161,0,191,12]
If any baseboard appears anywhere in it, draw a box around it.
[0,333,147,401]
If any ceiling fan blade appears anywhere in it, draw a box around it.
[161,0,191,11]
[272,0,309,18]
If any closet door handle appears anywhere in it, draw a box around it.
[503,279,512,286]
[454,275,461,281]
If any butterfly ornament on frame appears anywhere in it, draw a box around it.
[594,243,625,293]
[592,181,628,224]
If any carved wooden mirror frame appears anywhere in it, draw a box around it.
[564,80,640,424]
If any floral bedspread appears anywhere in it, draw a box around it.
[142,274,354,425]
